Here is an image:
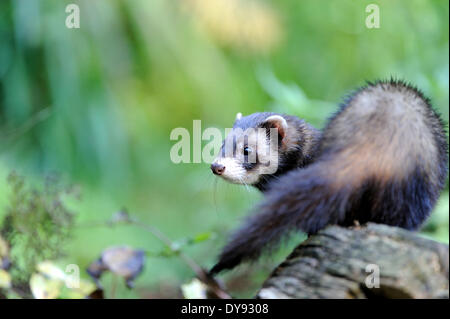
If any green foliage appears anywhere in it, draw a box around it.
[0,175,218,298]
[1,173,77,283]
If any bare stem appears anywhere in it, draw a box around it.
[79,211,231,299]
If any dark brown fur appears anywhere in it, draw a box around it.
[210,80,448,274]
[249,114,321,191]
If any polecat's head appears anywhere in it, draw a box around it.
[211,112,300,186]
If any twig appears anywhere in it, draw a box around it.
[0,108,51,145]
[79,210,231,299]
[110,274,118,299]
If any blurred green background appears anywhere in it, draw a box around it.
[0,0,448,298]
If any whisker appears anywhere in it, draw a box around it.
[239,176,251,193]
[213,177,219,214]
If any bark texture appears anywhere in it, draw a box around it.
[256,223,449,299]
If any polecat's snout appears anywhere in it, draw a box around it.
[211,163,225,175]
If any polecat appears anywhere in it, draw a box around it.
[209,80,449,274]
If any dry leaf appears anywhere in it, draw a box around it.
[0,269,12,289]
[87,246,145,289]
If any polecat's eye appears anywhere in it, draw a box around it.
[243,146,252,156]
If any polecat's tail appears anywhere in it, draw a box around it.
[210,80,448,274]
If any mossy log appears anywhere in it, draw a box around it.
[256,223,449,299]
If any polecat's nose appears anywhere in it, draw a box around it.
[211,163,225,175]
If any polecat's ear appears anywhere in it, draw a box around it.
[235,112,243,121]
[261,115,288,140]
